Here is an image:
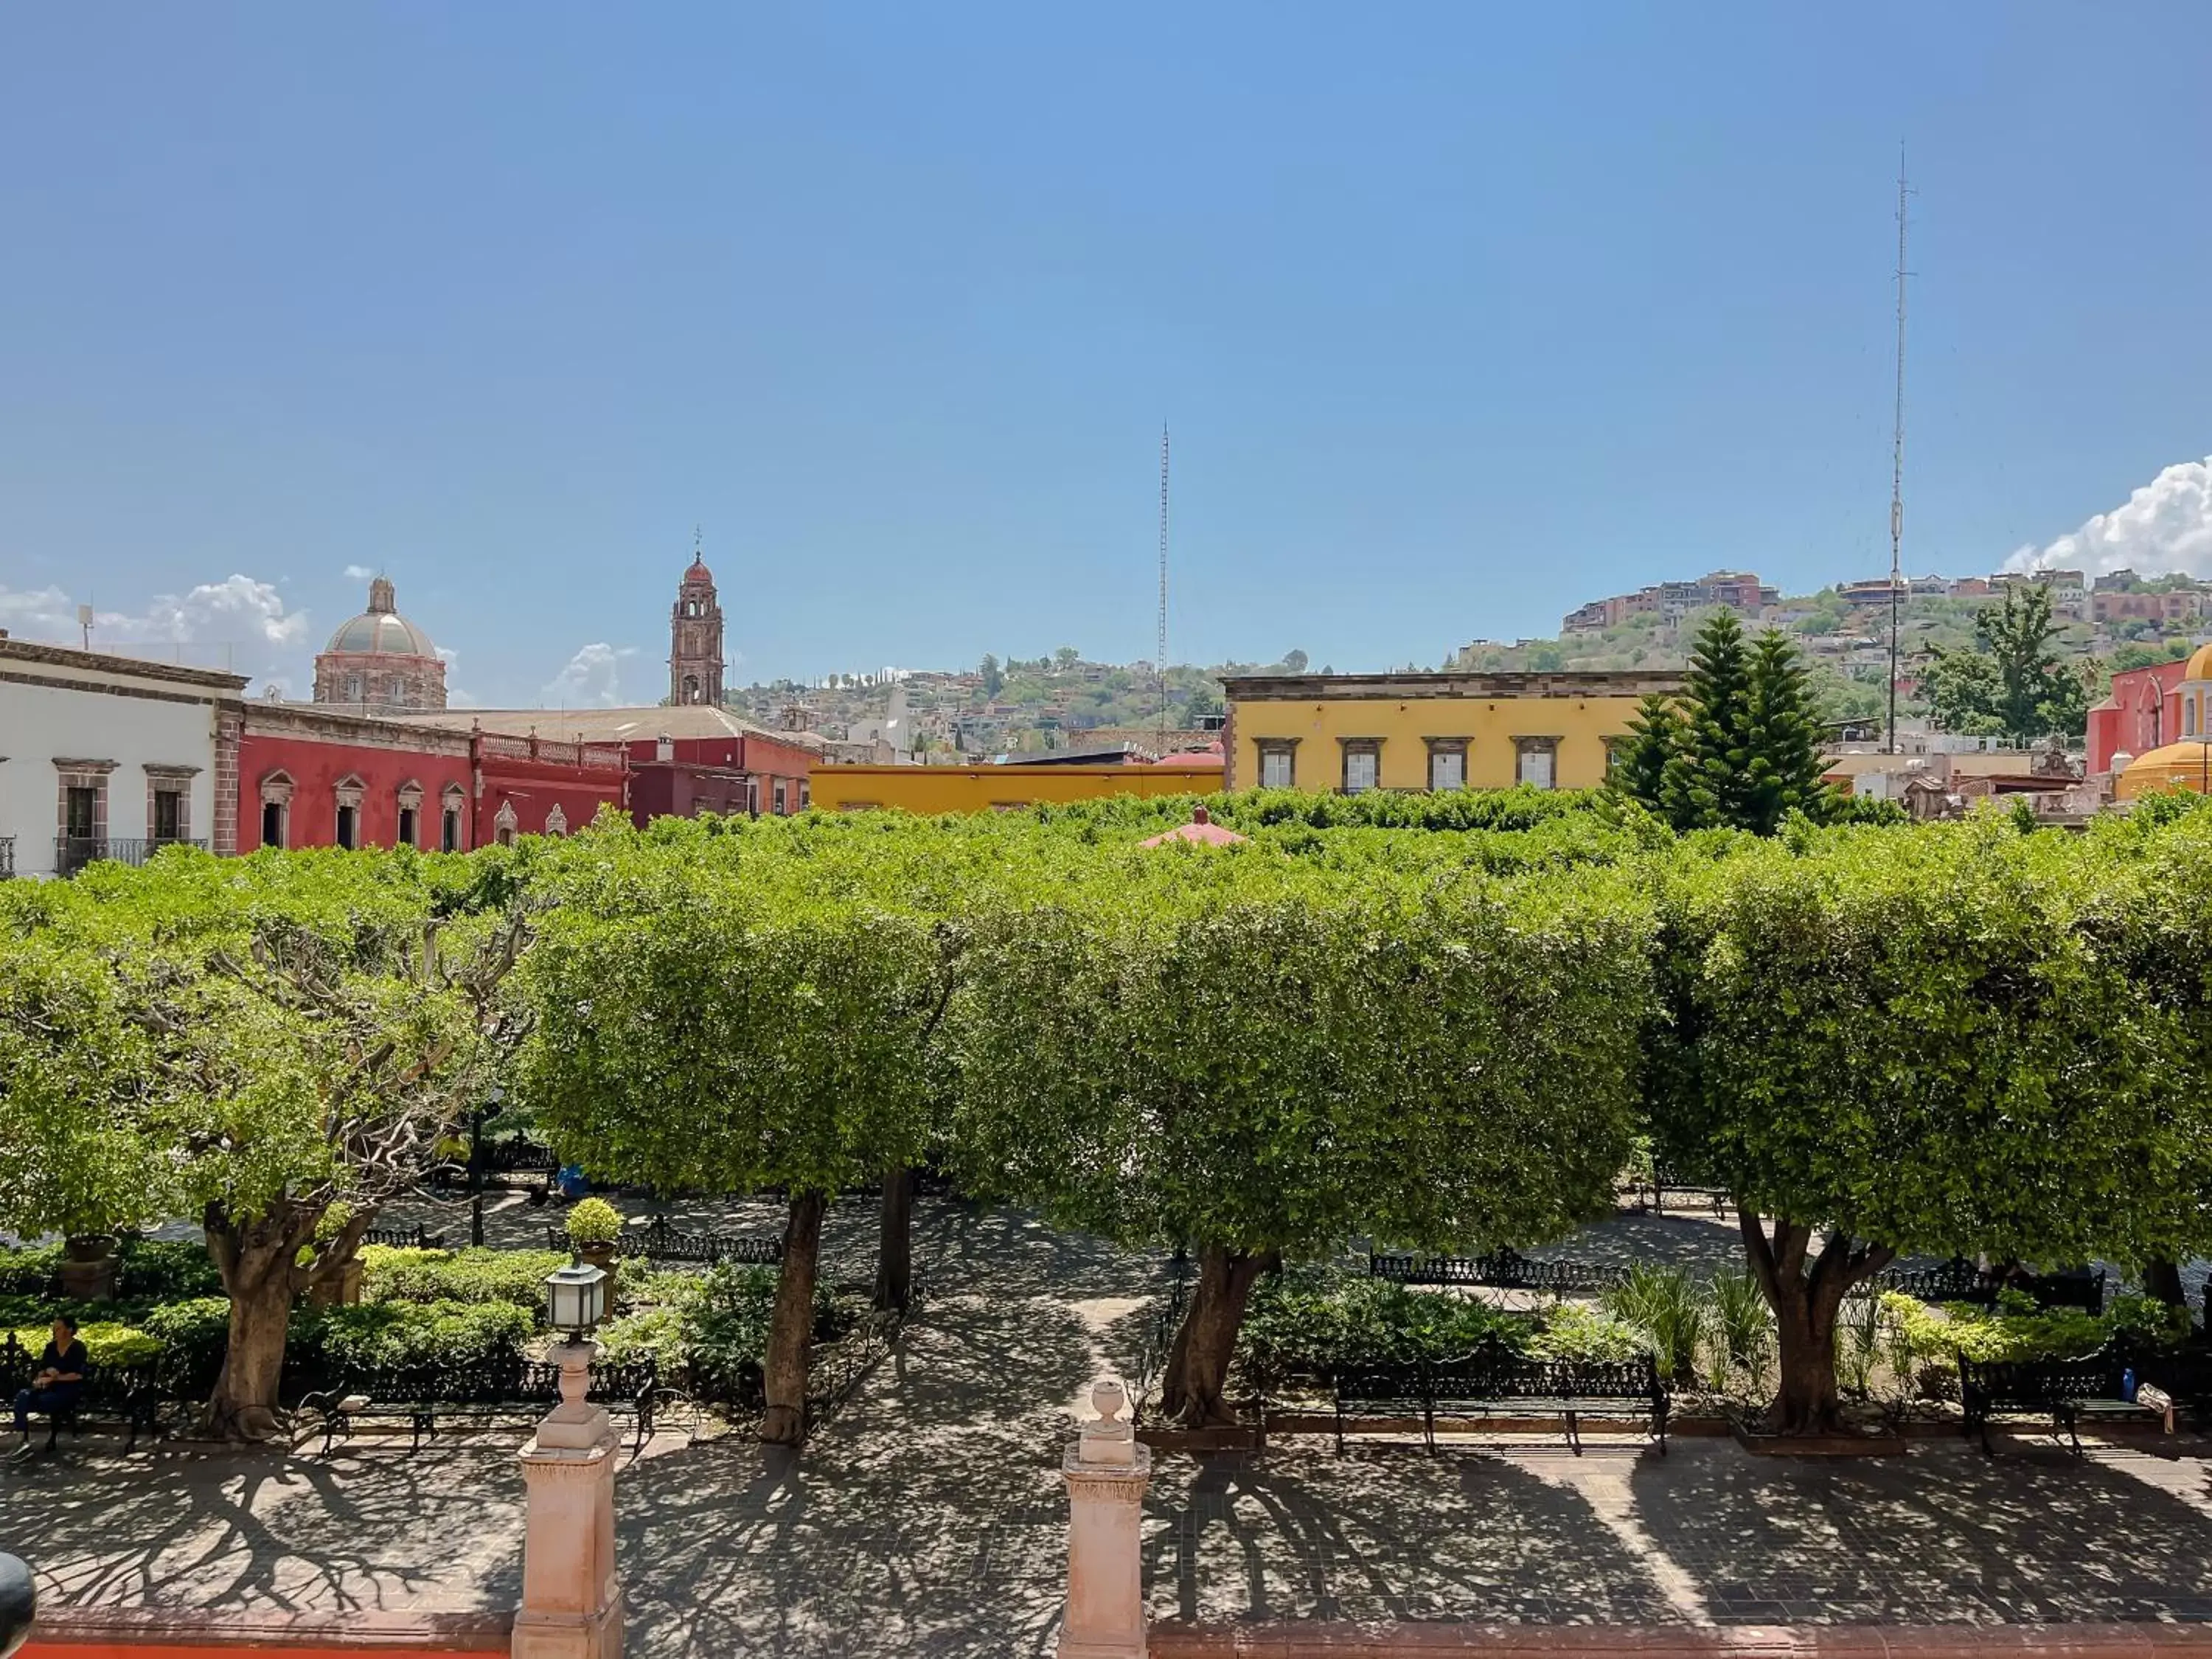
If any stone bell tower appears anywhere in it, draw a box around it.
[669,538,726,707]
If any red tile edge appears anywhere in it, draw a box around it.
[24,1605,512,1656]
[1148,1626,2212,1658]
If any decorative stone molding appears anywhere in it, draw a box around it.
[1059,1378,1152,1659]
[259,768,297,804]
[333,774,367,810]
[543,803,568,836]
[397,780,425,810]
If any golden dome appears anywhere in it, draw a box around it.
[2115,740,2212,800]
[2186,643,2212,682]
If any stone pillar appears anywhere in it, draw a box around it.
[512,1338,622,1659]
[1059,1379,1152,1659]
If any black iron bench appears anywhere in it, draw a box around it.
[1958,1349,2154,1454]
[299,1355,660,1455]
[1643,1165,1733,1220]
[1331,1350,1668,1455]
[543,1218,782,1267]
[0,1338,169,1453]
[1368,1248,1627,1295]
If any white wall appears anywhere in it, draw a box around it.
[0,662,223,877]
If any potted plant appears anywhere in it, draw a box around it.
[566,1197,624,1273]
[58,1231,120,1301]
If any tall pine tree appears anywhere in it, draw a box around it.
[1607,693,1685,817]
[1660,611,1757,831]
[1613,612,1834,835]
[1742,630,1832,834]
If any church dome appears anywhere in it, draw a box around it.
[2115,740,2212,800]
[683,554,714,586]
[2185,643,2212,682]
[325,577,438,658]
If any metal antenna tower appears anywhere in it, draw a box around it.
[1157,422,1170,750]
[1887,149,1912,756]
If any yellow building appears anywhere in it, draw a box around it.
[2115,644,2212,801]
[1222,670,1683,793]
[810,762,1223,815]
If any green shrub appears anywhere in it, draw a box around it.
[361,1246,572,1312]
[115,1239,224,1300]
[0,1245,61,1296]
[1705,1267,1773,1393]
[1602,1263,1708,1385]
[1525,1301,1646,1363]
[566,1198,624,1249]
[308,1299,535,1373]
[1237,1269,1533,1383]
[7,1321,164,1368]
[595,1305,686,1369]
[142,1296,233,1385]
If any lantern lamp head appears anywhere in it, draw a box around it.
[545,1262,608,1338]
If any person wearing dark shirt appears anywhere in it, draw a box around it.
[14,1315,89,1432]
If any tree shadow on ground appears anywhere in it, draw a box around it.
[1631,1435,2212,1622]
[618,1202,1158,1659]
[1143,1444,1679,1627]
[0,1439,523,1614]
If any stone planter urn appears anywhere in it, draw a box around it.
[57,1235,117,1301]
[577,1243,617,1275]
[307,1256,366,1309]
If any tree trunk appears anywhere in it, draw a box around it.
[762,1190,826,1445]
[874,1166,913,1315]
[201,1206,308,1442]
[1159,1243,1277,1427]
[2143,1258,2186,1308]
[1736,1205,1892,1438]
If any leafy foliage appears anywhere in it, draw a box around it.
[1924,583,2092,741]
[566,1198,624,1248]
[361,1245,575,1311]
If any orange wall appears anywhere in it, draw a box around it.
[809,763,1221,814]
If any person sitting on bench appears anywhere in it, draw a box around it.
[15,1315,89,1434]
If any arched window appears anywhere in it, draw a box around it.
[544,803,568,837]
[683,675,700,703]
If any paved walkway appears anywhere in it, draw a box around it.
[10,1199,2212,1658]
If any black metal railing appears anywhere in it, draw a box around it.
[1873,1259,2105,1314]
[0,836,13,878]
[1369,1247,1628,1295]
[362,1225,448,1251]
[55,835,207,874]
[543,1217,782,1266]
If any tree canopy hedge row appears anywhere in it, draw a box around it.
[4,791,2211,1442]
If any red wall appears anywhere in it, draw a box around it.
[2089,660,2185,774]
[479,757,627,842]
[240,731,472,852]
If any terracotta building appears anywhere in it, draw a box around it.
[313,577,448,712]
[669,554,725,707]
[2087,657,2190,776]
[236,704,629,853]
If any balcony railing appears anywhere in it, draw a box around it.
[55,835,208,875]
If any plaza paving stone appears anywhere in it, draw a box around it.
[8,1197,2212,1658]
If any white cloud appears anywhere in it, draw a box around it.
[540,642,637,708]
[343,564,375,581]
[2005,455,2212,580]
[435,646,479,709]
[0,574,310,692]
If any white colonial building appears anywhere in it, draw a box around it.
[0,636,247,878]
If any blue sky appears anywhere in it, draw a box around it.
[3,1,2210,704]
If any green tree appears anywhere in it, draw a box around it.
[1281,649,1310,674]
[0,852,531,1439]
[519,824,959,1442]
[1606,693,1684,816]
[980,654,1004,697]
[953,853,1652,1425]
[1740,631,1831,835]
[1926,584,2090,742]
[1054,646,1081,672]
[1649,824,2211,1436]
[1658,612,1757,830]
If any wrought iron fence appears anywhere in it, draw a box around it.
[362,1225,448,1250]
[1872,1259,2105,1314]
[1368,1248,1629,1295]
[55,835,207,874]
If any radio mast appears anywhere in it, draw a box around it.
[1158,423,1170,751]
[1887,150,1912,755]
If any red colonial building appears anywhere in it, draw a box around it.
[235,704,630,853]
[2088,658,2191,776]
